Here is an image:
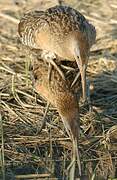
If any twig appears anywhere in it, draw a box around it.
[0,12,19,24]
[0,114,5,180]
[15,173,51,179]
[36,102,50,134]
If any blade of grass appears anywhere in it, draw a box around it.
[0,113,5,180]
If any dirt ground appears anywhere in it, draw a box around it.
[0,0,117,179]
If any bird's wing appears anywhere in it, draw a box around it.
[18,10,50,49]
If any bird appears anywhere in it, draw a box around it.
[32,58,82,179]
[18,5,96,102]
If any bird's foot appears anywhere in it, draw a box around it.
[41,50,65,81]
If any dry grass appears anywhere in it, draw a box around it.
[0,0,117,179]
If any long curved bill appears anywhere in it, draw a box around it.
[75,55,87,101]
[79,64,86,101]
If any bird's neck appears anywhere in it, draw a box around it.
[56,92,80,139]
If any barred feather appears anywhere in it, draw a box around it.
[18,5,96,50]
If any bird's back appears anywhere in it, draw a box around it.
[18,5,96,58]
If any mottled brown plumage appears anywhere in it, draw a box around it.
[18,5,96,101]
[32,59,82,177]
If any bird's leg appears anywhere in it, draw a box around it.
[67,145,76,180]
[36,102,50,134]
[74,138,81,177]
[67,137,81,179]
[66,135,76,180]
[71,71,80,88]
[61,110,81,179]
[48,58,65,81]
[61,120,75,179]
[48,62,52,82]
[61,64,75,71]
[63,120,81,178]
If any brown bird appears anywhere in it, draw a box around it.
[18,5,96,102]
[32,59,82,178]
